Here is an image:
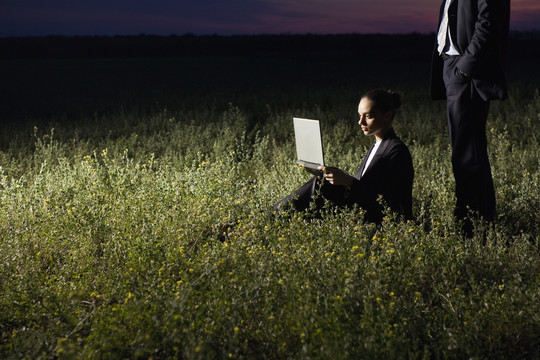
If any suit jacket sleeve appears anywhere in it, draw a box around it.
[455,0,509,79]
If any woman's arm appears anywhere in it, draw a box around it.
[318,166,355,188]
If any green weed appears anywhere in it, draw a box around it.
[1,62,539,359]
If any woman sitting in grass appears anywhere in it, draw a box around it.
[274,88,414,224]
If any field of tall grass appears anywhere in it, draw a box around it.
[1,35,539,359]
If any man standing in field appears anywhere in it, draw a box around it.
[431,0,510,237]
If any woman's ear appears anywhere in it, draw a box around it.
[384,110,395,123]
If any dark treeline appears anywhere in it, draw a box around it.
[1,33,432,61]
[2,32,539,61]
[1,32,539,129]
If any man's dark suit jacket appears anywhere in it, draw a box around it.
[331,128,414,223]
[430,0,510,101]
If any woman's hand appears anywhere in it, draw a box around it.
[318,166,354,187]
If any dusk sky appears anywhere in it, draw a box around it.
[1,0,539,37]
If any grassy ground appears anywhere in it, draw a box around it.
[1,42,539,358]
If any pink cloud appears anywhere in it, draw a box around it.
[511,0,540,30]
[256,0,439,34]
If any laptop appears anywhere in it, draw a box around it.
[293,117,325,176]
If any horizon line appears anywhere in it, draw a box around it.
[2,29,540,39]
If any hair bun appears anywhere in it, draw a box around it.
[387,90,402,110]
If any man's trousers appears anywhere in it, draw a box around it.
[443,56,496,224]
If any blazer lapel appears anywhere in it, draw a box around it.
[360,139,389,177]
[355,128,397,179]
[354,142,376,179]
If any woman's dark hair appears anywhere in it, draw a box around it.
[361,89,401,118]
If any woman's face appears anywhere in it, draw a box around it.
[357,98,392,140]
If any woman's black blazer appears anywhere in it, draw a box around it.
[346,128,414,223]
